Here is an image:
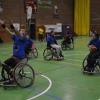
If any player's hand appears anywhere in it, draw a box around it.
[0,19,5,25]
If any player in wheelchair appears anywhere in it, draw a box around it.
[25,35,38,59]
[82,33,100,74]
[61,31,74,50]
[43,30,64,60]
[0,19,35,88]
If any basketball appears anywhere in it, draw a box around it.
[89,45,97,52]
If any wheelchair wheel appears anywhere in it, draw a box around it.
[13,63,35,88]
[82,55,100,74]
[68,41,74,49]
[82,55,88,69]
[93,64,100,74]
[67,39,74,49]
[29,48,38,58]
[91,59,100,74]
[33,48,38,58]
[61,41,66,50]
[43,48,53,61]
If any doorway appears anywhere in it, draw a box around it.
[30,23,36,39]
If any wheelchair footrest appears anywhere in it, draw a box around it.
[82,68,100,74]
[53,57,64,60]
[0,83,16,87]
[0,78,16,87]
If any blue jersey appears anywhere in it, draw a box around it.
[26,39,34,47]
[47,35,55,44]
[12,34,27,59]
[88,39,100,50]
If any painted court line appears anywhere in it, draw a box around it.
[27,74,52,100]
[27,88,63,100]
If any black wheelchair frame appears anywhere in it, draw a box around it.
[0,60,35,89]
[61,38,74,50]
[82,55,100,75]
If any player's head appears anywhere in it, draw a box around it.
[92,33,99,40]
[19,28,27,35]
[50,30,55,36]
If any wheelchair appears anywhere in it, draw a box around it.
[61,38,74,50]
[27,47,38,59]
[82,55,100,75]
[0,58,35,89]
[43,47,64,61]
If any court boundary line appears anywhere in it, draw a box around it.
[27,74,52,100]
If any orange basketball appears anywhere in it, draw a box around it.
[90,45,97,52]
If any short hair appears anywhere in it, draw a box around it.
[93,33,99,39]
[50,30,53,34]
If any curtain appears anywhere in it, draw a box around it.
[74,0,90,35]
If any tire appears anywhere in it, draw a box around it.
[68,41,74,49]
[43,48,53,61]
[28,48,38,59]
[61,42,66,51]
[33,48,38,58]
[13,63,35,88]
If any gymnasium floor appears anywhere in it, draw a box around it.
[0,36,100,100]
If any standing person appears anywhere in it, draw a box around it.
[47,30,63,59]
[84,33,100,72]
[38,27,44,42]
[0,19,27,80]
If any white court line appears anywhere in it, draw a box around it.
[66,59,82,62]
[1,52,11,53]
[0,47,12,50]
[27,75,52,100]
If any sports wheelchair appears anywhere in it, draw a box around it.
[0,58,35,89]
[43,47,64,61]
[82,54,100,75]
[61,38,74,50]
[27,47,38,59]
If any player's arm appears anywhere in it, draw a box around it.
[0,19,14,38]
[87,40,93,49]
[8,20,23,39]
[11,27,23,39]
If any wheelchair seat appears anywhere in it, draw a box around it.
[43,47,64,61]
[0,59,35,89]
[82,55,100,75]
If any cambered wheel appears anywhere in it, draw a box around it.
[13,63,35,88]
[43,48,53,61]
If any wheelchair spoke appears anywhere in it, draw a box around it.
[28,48,38,59]
[14,64,35,88]
[43,48,53,60]
[33,48,38,58]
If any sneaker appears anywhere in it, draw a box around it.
[57,56,62,60]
